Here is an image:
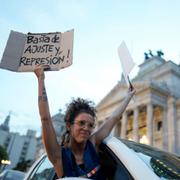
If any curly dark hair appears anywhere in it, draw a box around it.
[61,98,96,146]
[64,97,96,124]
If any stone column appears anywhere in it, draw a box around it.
[167,97,177,153]
[162,107,168,151]
[133,107,139,142]
[147,103,153,145]
[121,112,127,139]
[113,122,121,137]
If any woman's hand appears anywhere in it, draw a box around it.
[34,65,50,80]
[127,79,136,97]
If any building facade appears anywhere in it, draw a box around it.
[0,114,37,170]
[96,55,180,155]
[51,110,66,144]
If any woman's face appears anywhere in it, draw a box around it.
[69,112,95,143]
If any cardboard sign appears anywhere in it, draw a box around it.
[0,29,74,72]
[118,41,135,86]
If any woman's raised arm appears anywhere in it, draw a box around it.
[34,65,63,177]
[93,84,135,146]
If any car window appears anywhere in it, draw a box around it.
[27,156,55,180]
[99,143,134,180]
[2,170,25,180]
[120,139,180,179]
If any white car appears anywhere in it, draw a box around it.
[24,136,180,180]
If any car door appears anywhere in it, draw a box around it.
[98,142,134,180]
[101,136,160,180]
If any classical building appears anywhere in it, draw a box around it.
[0,114,37,170]
[96,54,180,155]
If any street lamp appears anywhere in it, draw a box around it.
[0,160,11,172]
[1,160,11,165]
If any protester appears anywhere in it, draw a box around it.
[34,65,135,179]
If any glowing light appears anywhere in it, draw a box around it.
[140,135,149,145]
[1,160,11,165]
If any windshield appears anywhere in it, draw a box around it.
[120,139,180,179]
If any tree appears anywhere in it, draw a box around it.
[13,159,33,172]
[0,145,9,172]
[0,145,9,161]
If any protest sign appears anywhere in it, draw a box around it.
[0,29,74,72]
[118,41,135,87]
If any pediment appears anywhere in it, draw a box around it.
[96,83,128,110]
[96,80,170,111]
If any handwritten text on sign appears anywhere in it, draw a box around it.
[19,31,73,71]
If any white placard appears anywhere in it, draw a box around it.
[0,29,74,72]
[118,41,135,86]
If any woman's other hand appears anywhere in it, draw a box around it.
[128,79,136,97]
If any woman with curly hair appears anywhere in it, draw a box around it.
[34,65,135,179]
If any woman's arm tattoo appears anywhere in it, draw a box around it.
[38,86,48,102]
